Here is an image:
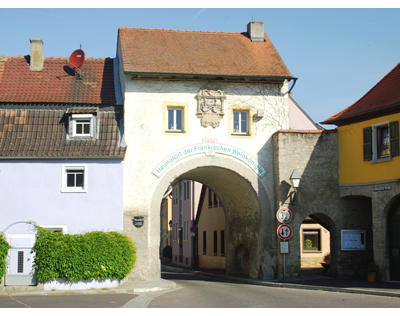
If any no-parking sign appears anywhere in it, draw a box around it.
[277,224,293,240]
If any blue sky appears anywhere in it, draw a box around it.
[1,7,399,126]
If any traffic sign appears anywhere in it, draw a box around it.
[277,224,293,240]
[280,241,289,254]
[276,207,292,223]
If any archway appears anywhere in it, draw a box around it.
[150,155,274,279]
[387,194,400,281]
[299,213,336,278]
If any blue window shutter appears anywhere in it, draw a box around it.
[363,127,372,161]
[390,121,399,157]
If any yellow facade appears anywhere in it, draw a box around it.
[338,112,400,184]
[197,187,226,270]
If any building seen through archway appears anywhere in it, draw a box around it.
[160,181,226,271]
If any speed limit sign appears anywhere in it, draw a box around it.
[277,224,293,240]
[276,207,292,223]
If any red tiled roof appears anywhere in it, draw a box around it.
[322,63,400,125]
[118,27,292,78]
[0,109,125,159]
[0,56,116,105]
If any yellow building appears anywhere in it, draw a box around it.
[336,113,399,184]
[195,185,226,270]
[322,63,400,281]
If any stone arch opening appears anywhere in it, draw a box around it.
[298,213,337,277]
[151,155,272,279]
[386,193,400,281]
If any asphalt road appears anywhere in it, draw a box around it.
[1,270,400,308]
[147,270,400,308]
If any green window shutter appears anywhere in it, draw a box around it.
[363,127,372,161]
[390,121,399,157]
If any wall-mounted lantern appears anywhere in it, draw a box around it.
[289,169,301,204]
[132,216,144,228]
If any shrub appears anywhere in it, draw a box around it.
[0,234,10,283]
[33,227,136,283]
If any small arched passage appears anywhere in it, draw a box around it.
[298,213,337,277]
[387,194,400,281]
[150,155,274,279]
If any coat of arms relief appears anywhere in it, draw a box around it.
[196,89,226,128]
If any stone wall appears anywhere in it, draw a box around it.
[273,131,374,279]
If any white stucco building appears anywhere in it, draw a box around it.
[117,22,305,280]
[0,40,126,285]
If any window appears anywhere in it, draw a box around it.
[167,108,183,132]
[41,225,68,233]
[203,231,207,255]
[208,188,213,208]
[377,125,390,158]
[213,192,218,207]
[184,181,190,200]
[17,251,24,273]
[70,114,95,138]
[62,164,87,192]
[213,231,218,256]
[303,230,321,252]
[364,121,399,161]
[220,230,225,256]
[233,111,249,135]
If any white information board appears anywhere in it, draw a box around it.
[341,229,366,251]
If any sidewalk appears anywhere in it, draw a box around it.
[1,265,399,298]
[0,278,177,297]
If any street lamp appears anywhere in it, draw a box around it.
[289,169,301,204]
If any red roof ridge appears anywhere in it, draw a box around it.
[323,62,400,124]
[0,56,109,62]
[119,26,252,37]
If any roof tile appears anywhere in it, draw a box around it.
[0,109,125,159]
[0,57,117,105]
[323,63,400,125]
[118,27,292,78]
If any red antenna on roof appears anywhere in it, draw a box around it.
[68,48,85,79]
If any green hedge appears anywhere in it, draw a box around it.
[0,234,10,283]
[33,227,136,283]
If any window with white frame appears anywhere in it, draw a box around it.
[70,114,95,138]
[233,110,249,135]
[363,121,399,161]
[62,165,87,193]
[167,108,183,132]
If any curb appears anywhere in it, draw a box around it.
[197,271,400,298]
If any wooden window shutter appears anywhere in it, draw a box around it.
[363,127,372,161]
[390,121,399,157]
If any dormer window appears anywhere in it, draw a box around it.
[68,113,96,139]
[74,117,91,136]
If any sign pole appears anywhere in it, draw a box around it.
[276,207,293,282]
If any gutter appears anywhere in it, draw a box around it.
[126,70,296,82]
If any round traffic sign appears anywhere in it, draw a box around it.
[277,224,293,240]
[276,207,292,223]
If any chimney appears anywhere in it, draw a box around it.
[247,21,265,42]
[29,38,44,71]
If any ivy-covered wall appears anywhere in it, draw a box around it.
[0,234,10,283]
[33,228,136,283]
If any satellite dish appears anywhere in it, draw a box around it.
[69,49,85,69]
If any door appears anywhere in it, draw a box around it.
[5,234,37,286]
[389,201,400,281]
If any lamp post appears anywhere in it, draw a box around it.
[289,169,301,204]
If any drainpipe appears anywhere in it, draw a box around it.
[287,78,298,95]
